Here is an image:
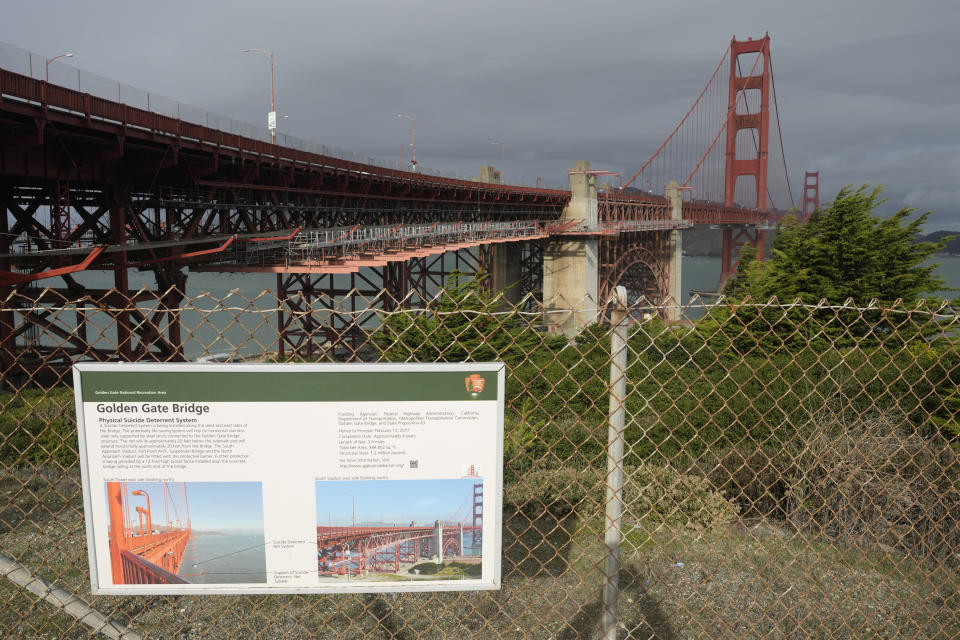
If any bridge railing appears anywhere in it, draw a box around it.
[0,40,565,189]
[118,550,189,585]
[2,287,958,638]
[2,62,574,197]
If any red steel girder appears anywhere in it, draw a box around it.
[0,245,104,285]
[0,68,569,209]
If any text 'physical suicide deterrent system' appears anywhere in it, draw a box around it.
[73,363,504,595]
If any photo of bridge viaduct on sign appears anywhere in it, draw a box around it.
[315,478,484,582]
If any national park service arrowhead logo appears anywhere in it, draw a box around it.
[464,374,485,398]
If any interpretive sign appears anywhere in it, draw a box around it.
[73,362,504,595]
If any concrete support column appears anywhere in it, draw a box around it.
[543,161,599,337]
[491,243,523,306]
[477,166,498,184]
[664,181,683,321]
[478,164,524,304]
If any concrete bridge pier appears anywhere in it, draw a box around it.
[491,244,523,306]
[543,161,598,337]
[477,165,524,306]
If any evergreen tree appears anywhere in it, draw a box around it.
[728,185,947,305]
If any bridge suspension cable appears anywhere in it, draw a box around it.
[768,51,794,209]
[680,44,766,193]
[621,42,732,193]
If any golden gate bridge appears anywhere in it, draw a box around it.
[318,478,483,577]
[105,481,192,585]
[0,33,813,369]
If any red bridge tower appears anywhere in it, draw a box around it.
[721,34,771,288]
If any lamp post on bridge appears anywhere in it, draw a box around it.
[397,114,417,171]
[490,141,504,185]
[242,48,277,144]
[45,52,73,83]
[131,489,152,534]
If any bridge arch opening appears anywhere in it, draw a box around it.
[601,241,669,318]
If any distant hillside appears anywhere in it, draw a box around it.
[683,228,958,258]
[682,226,776,257]
[921,230,960,255]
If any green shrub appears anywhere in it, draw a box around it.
[505,464,738,533]
[623,463,740,533]
[0,387,78,466]
[784,411,960,563]
[685,447,796,520]
[504,467,603,517]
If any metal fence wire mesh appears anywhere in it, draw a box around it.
[1,285,959,639]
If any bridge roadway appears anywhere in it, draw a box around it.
[317,524,481,576]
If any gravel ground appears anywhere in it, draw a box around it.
[2,467,958,639]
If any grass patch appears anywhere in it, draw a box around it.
[2,465,957,639]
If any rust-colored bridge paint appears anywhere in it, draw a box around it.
[105,482,192,585]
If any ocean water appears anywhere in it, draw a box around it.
[928,254,960,300]
[25,253,960,361]
[179,530,267,584]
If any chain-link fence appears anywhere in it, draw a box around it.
[1,284,959,639]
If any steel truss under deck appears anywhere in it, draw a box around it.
[0,62,762,372]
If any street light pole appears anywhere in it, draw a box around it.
[45,52,73,83]
[397,114,417,171]
[242,48,276,144]
[491,142,504,185]
[131,489,152,534]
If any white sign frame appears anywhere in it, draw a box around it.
[73,362,504,595]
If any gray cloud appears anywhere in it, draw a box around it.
[4,0,958,226]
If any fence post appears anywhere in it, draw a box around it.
[602,285,629,639]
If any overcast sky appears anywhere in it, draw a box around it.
[3,1,958,228]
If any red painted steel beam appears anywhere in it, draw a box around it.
[129,236,235,267]
[0,245,104,285]
[1,68,569,206]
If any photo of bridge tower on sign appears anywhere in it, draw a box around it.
[315,478,483,582]
[104,481,266,585]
